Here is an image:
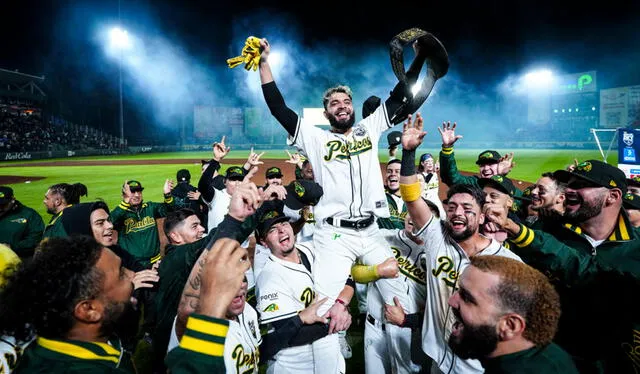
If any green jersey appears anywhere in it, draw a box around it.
[110,195,174,266]
[481,343,579,374]
[0,200,44,258]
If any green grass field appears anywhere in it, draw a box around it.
[1,148,611,222]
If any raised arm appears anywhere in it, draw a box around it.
[258,38,298,136]
[399,113,433,229]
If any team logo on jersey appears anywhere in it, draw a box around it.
[262,303,279,312]
[248,320,257,339]
[392,247,426,285]
[432,256,459,288]
[260,292,279,301]
[352,125,366,136]
[324,136,373,161]
[232,344,258,374]
[123,217,156,234]
[622,329,640,372]
[300,287,315,308]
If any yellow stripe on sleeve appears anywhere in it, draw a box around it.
[179,335,225,357]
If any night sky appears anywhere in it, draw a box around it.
[2,0,639,142]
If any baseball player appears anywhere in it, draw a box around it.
[417,152,445,217]
[110,179,174,267]
[399,113,522,374]
[168,276,261,374]
[42,182,88,239]
[363,209,433,374]
[255,207,353,374]
[257,37,431,319]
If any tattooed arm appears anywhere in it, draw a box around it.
[176,248,208,340]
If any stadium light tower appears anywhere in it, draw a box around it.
[109,27,130,145]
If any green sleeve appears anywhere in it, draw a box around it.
[13,209,44,256]
[507,224,603,284]
[165,314,229,374]
[152,194,175,218]
[439,146,479,187]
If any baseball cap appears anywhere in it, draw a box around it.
[420,153,434,162]
[626,176,640,188]
[476,150,501,165]
[479,175,517,197]
[126,180,144,192]
[225,166,246,181]
[387,131,402,147]
[623,192,640,211]
[553,160,627,192]
[256,208,289,238]
[177,169,191,182]
[362,95,382,119]
[518,184,534,202]
[284,180,324,210]
[0,186,14,205]
[266,166,283,179]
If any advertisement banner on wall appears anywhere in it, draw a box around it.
[617,127,640,178]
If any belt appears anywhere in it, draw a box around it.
[366,314,385,332]
[325,215,375,230]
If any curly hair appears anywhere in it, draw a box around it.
[322,85,353,110]
[47,183,88,204]
[0,236,104,341]
[470,255,561,345]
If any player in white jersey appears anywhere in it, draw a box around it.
[364,213,430,374]
[257,38,433,319]
[398,113,522,374]
[168,277,262,374]
[254,207,353,374]
[417,152,445,217]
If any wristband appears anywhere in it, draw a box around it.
[400,182,422,202]
[335,298,347,307]
[401,314,407,327]
[400,148,416,176]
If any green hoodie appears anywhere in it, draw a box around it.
[0,200,44,258]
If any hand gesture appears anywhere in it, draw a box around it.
[259,38,271,62]
[260,184,287,202]
[245,147,265,168]
[298,297,330,325]
[212,136,231,162]
[122,180,132,203]
[228,179,262,221]
[384,297,406,326]
[323,300,352,334]
[285,150,303,168]
[131,269,160,290]
[483,202,509,229]
[187,190,201,201]
[567,158,579,172]
[376,258,399,279]
[437,121,463,147]
[401,113,427,151]
[497,153,516,176]
[197,238,250,318]
[163,179,174,194]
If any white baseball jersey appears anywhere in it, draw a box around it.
[0,335,33,373]
[416,216,522,374]
[256,242,344,374]
[287,104,392,221]
[167,303,261,374]
[206,187,231,232]
[419,172,445,217]
[364,229,426,374]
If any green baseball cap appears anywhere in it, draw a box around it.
[225,166,246,181]
[126,180,144,192]
[479,175,517,197]
[476,150,501,165]
[623,192,640,211]
[554,160,627,192]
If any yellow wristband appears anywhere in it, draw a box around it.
[400,182,422,202]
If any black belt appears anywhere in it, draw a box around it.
[325,215,375,230]
[366,314,385,332]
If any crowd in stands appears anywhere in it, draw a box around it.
[0,110,121,152]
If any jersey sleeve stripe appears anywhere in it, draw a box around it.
[287,116,303,146]
[259,311,299,324]
[414,214,435,237]
[185,314,230,338]
[179,335,225,357]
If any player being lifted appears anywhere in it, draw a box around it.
[255,35,444,325]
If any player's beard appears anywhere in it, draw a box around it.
[564,193,605,224]
[327,112,355,134]
[448,321,499,359]
[443,219,476,241]
[100,299,135,339]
